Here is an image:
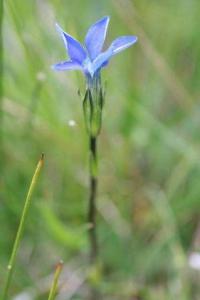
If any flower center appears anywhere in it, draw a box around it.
[82,57,95,77]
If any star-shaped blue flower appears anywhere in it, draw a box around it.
[52,16,137,79]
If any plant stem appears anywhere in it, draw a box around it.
[2,154,44,300]
[88,136,100,300]
[47,261,63,300]
[88,136,98,263]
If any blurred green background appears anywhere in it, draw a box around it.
[1,0,200,299]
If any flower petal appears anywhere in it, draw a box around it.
[109,36,138,54]
[92,35,137,75]
[56,23,87,64]
[91,48,113,75]
[85,16,110,61]
[52,60,83,71]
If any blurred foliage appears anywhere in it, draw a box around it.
[1,0,200,299]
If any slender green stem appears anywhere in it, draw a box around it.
[88,136,98,263]
[2,154,44,300]
[88,135,100,300]
[47,261,63,300]
[83,75,102,299]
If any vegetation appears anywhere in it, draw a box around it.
[1,0,200,299]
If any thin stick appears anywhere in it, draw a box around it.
[88,136,98,263]
[47,261,63,300]
[2,154,44,300]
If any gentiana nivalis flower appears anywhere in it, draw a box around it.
[52,16,138,79]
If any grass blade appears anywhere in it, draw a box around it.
[2,154,44,300]
[47,261,63,300]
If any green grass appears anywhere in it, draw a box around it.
[1,0,200,299]
[47,261,63,300]
[2,155,44,299]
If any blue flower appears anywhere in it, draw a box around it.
[52,16,137,79]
